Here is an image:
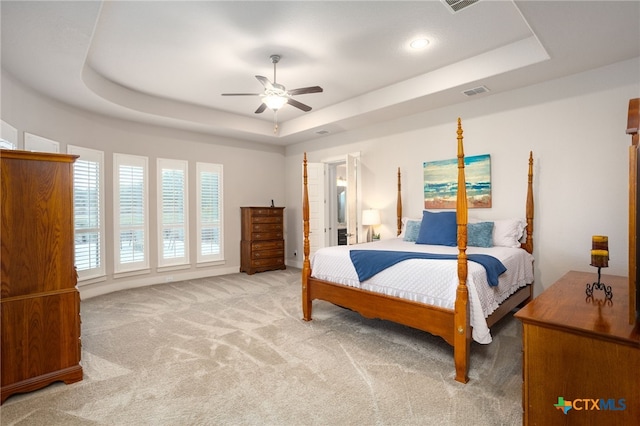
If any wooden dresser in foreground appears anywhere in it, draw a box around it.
[240,207,285,274]
[514,270,640,425]
[1,150,83,404]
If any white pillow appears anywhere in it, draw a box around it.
[492,219,527,248]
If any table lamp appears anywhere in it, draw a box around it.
[362,209,380,242]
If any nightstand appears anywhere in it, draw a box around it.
[514,271,640,425]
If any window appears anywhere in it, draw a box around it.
[114,153,149,273]
[68,145,105,280]
[0,139,15,150]
[1,119,18,149]
[24,132,60,153]
[157,159,188,267]
[197,162,223,263]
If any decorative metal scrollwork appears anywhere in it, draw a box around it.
[585,267,613,301]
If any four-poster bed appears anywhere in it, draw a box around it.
[301,118,535,383]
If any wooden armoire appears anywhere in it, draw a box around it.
[1,150,83,404]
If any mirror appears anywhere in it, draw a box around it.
[336,166,347,245]
[336,169,347,225]
[321,154,361,247]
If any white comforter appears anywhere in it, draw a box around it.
[310,238,534,343]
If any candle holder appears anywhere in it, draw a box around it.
[585,235,612,301]
[585,266,613,301]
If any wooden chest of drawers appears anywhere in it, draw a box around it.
[240,207,286,274]
[514,271,640,425]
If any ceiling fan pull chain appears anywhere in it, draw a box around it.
[273,111,279,134]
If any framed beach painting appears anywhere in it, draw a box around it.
[423,154,491,209]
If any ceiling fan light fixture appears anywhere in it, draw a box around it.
[222,55,321,115]
[263,94,288,111]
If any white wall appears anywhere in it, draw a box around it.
[3,57,638,298]
[285,57,640,295]
[1,72,287,298]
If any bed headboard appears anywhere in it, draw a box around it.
[394,149,535,255]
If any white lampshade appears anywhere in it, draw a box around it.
[263,94,288,110]
[362,209,380,226]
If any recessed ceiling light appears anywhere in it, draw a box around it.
[409,38,430,49]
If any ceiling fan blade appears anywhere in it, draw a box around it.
[288,86,323,96]
[255,75,274,90]
[254,103,267,114]
[221,93,261,96]
[287,98,312,112]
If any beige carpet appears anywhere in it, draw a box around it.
[1,269,523,425]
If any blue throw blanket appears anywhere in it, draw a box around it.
[349,250,507,286]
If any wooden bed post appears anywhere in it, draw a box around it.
[521,152,535,255]
[302,153,312,321]
[454,117,471,383]
[628,98,639,324]
[397,167,402,236]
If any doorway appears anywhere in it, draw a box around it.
[325,153,361,247]
[328,162,347,246]
[305,153,361,258]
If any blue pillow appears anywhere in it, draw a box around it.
[468,222,494,247]
[416,211,457,246]
[403,220,421,242]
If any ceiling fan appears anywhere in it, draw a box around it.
[222,55,323,114]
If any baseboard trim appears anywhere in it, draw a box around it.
[79,266,239,299]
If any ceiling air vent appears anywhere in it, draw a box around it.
[441,0,479,13]
[462,85,490,97]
